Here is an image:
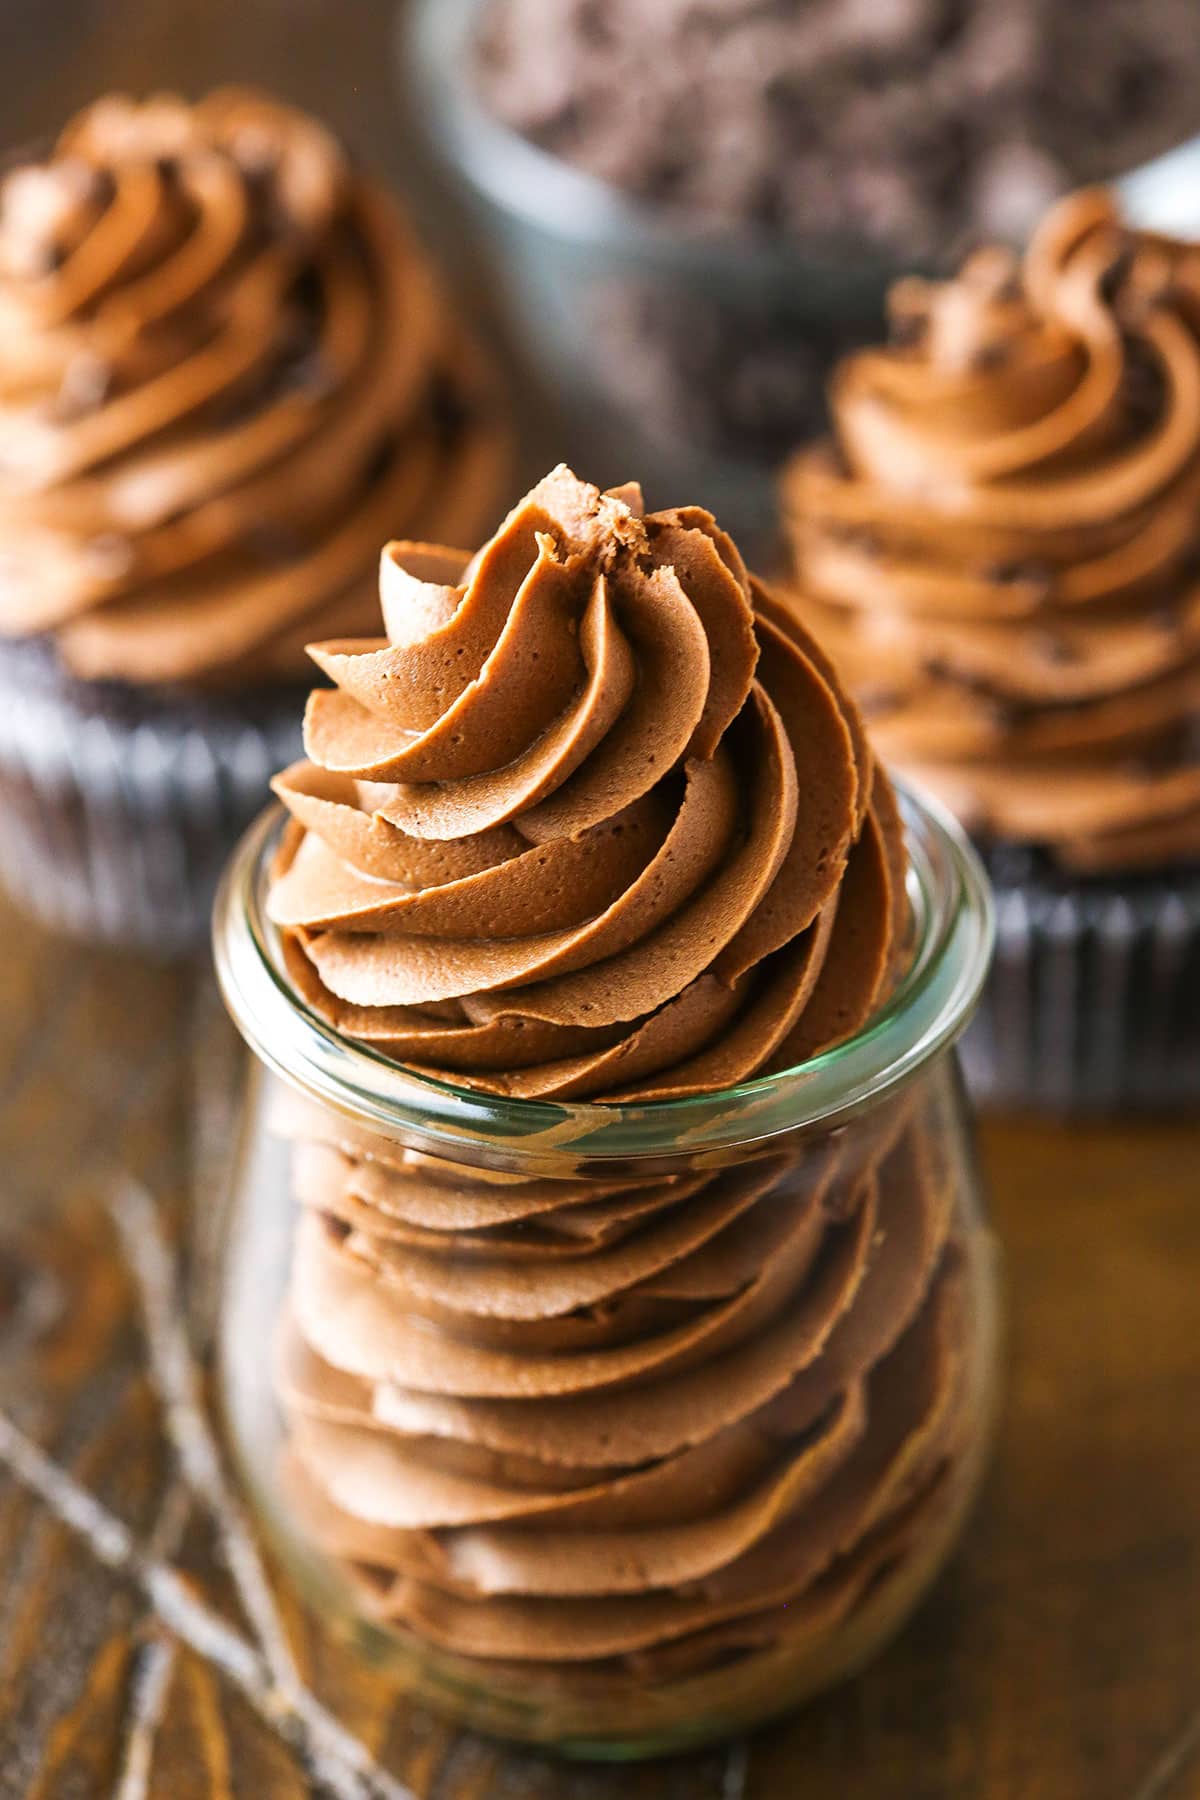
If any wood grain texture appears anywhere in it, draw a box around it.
[0,878,1196,1800]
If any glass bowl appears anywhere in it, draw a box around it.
[397,0,908,558]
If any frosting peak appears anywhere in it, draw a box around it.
[0,89,508,686]
[269,466,906,1102]
[783,189,1200,873]
[266,1071,990,1711]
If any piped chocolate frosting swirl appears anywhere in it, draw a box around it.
[271,1085,986,1699]
[0,89,509,686]
[782,190,1200,874]
[256,469,995,1716]
[268,465,907,1103]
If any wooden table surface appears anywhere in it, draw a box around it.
[2,2,1200,1794]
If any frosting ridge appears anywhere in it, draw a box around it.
[254,469,992,1718]
[782,190,1200,873]
[0,89,509,685]
[269,465,906,1101]
[270,1086,987,1691]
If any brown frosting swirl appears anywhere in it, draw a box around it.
[0,89,509,686]
[782,190,1200,874]
[260,469,991,1710]
[268,465,907,1102]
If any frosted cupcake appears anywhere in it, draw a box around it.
[0,88,509,950]
[781,191,1200,1109]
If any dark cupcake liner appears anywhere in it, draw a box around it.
[0,640,303,955]
[960,849,1200,1113]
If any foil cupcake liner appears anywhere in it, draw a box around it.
[0,645,302,955]
[960,856,1200,1113]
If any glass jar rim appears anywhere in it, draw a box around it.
[213,781,993,1172]
[401,0,905,312]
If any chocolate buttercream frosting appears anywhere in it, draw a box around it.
[268,465,908,1100]
[782,190,1200,874]
[473,0,1200,263]
[258,469,991,1717]
[0,89,509,686]
[269,1082,989,1703]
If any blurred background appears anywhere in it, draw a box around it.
[13,0,1200,554]
[7,0,403,146]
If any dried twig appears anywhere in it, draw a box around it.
[1133,1705,1200,1800]
[114,1632,176,1800]
[108,1179,300,1694]
[108,1178,417,1800]
[113,1479,193,1800]
[185,974,242,1351]
[109,980,234,1800]
[0,1407,414,1800]
[722,1739,750,1800]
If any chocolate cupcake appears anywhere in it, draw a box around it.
[0,89,510,951]
[781,190,1200,1110]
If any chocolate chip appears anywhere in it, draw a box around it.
[925,655,1034,733]
[280,349,336,400]
[1119,745,1178,779]
[1120,337,1166,428]
[982,696,1033,734]
[428,371,474,441]
[89,169,116,211]
[362,436,398,488]
[1033,629,1080,666]
[1099,244,1136,307]
[245,521,307,566]
[985,558,1054,598]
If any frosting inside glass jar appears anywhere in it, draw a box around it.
[243,468,992,1729]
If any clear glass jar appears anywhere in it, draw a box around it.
[214,782,997,1759]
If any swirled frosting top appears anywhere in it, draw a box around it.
[782,190,1200,873]
[268,465,907,1103]
[0,89,508,686]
